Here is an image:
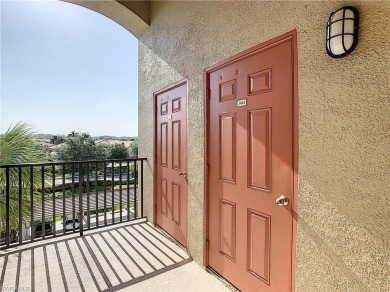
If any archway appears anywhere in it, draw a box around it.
[63,0,149,37]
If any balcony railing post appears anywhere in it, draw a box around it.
[52,165,56,237]
[119,161,122,223]
[62,164,66,235]
[30,166,34,242]
[111,161,115,224]
[95,162,99,228]
[104,163,107,225]
[134,161,137,219]
[41,165,45,240]
[18,167,23,245]
[72,163,75,232]
[127,161,130,221]
[5,167,10,247]
[79,163,83,237]
[141,160,144,218]
[86,163,90,229]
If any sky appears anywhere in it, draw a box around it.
[1,0,138,137]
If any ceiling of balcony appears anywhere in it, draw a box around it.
[63,0,150,37]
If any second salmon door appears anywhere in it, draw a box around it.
[207,33,295,291]
[155,82,188,247]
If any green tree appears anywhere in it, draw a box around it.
[109,143,129,159]
[56,132,110,182]
[49,135,65,145]
[129,140,138,158]
[57,132,108,162]
[0,123,46,231]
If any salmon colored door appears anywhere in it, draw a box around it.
[155,81,188,247]
[206,32,297,291]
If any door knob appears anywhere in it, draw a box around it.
[276,195,289,206]
[179,170,187,177]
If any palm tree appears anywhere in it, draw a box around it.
[0,123,47,232]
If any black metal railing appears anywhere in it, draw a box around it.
[0,158,146,249]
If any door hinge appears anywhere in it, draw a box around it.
[206,164,209,175]
[206,88,211,100]
[206,239,209,252]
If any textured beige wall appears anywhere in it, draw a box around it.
[138,1,390,291]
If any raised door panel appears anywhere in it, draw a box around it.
[248,109,271,191]
[220,114,236,183]
[247,209,271,284]
[220,199,236,261]
[220,80,236,102]
[161,178,168,216]
[161,101,168,115]
[161,122,168,167]
[172,121,181,170]
[172,97,181,112]
[172,182,181,225]
[248,69,272,95]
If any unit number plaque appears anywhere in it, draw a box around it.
[237,99,247,107]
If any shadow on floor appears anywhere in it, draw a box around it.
[0,219,191,292]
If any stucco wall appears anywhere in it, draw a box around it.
[138,1,390,291]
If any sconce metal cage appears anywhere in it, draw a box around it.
[326,6,359,58]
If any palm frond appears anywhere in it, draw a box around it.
[0,123,50,230]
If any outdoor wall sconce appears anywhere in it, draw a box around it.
[326,6,359,58]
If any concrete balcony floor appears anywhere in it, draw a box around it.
[0,219,230,291]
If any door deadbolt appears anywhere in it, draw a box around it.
[276,195,289,206]
[179,170,187,177]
